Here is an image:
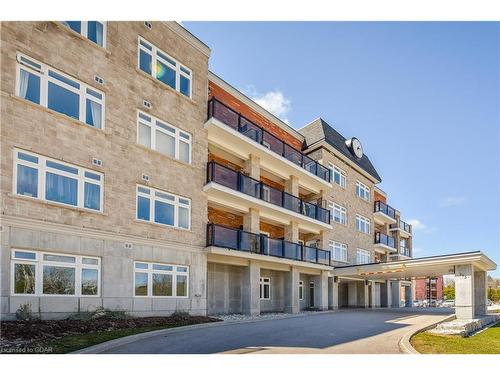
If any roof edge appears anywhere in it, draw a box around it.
[163,22,211,57]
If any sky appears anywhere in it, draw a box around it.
[183,22,500,276]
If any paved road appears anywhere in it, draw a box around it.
[101,308,452,354]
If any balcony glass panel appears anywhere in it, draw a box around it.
[210,99,239,131]
[302,201,317,220]
[283,143,302,167]
[303,154,317,175]
[375,232,396,248]
[283,193,301,214]
[303,246,318,263]
[317,249,331,265]
[267,238,284,257]
[239,117,262,143]
[239,174,260,199]
[284,242,302,261]
[209,162,238,190]
[239,231,261,253]
[374,201,396,219]
[210,225,238,249]
[262,131,284,155]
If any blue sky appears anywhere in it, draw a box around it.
[184,22,500,276]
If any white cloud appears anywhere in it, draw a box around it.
[244,85,291,123]
[407,219,427,231]
[439,196,467,208]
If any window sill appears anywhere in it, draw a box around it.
[133,143,196,169]
[133,296,189,299]
[133,219,192,233]
[135,68,197,106]
[51,21,111,56]
[9,95,107,135]
[8,193,107,217]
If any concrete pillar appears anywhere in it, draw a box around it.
[364,281,370,308]
[474,270,487,316]
[284,267,300,314]
[243,208,260,233]
[455,264,474,320]
[244,154,260,180]
[385,280,392,308]
[329,276,339,310]
[371,281,378,308]
[313,271,329,310]
[242,261,260,316]
[284,221,299,243]
[391,280,401,308]
[348,281,358,307]
[285,175,299,196]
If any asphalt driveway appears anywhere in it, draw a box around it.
[98,308,452,354]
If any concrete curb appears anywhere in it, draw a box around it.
[73,310,337,354]
[398,314,456,354]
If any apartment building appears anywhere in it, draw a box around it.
[412,276,444,302]
[1,21,447,320]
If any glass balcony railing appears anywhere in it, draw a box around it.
[207,98,330,182]
[207,161,331,225]
[374,200,396,219]
[207,224,332,266]
[374,232,396,249]
[390,219,412,233]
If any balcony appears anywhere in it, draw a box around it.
[373,201,397,225]
[389,219,412,238]
[206,224,332,267]
[205,98,330,194]
[374,232,397,253]
[204,162,331,233]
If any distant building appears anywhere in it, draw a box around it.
[412,276,444,301]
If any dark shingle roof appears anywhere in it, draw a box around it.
[299,118,381,182]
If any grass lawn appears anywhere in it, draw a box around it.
[411,322,500,354]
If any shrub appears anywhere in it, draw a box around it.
[68,306,130,321]
[16,303,37,321]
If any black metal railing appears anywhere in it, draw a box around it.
[207,223,331,266]
[208,98,330,182]
[374,232,396,249]
[374,200,396,219]
[399,247,411,257]
[207,161,331,225]
[390,219,412,233]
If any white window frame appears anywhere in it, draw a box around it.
[356,214,371,234]
[356,249,371,265]
[62,21,107,48]
[137,36,193,98]
[133,261,189,298]
[329,163,346,189]
[260,277,271,300]
[136,185,191,230]
[10,249,101,297]
[356,181,370,202]
[329,240,348,263]
[15,53,105,129]
[298,280,304,300]
[329,201,347,225]
[136,110,192,164]
[13,148,104,212]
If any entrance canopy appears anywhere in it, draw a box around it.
[333,251,496,281]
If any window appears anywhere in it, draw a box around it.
[133,261,189,297]
[260,277,271,300]
[356,214,371,234]
[356,181,370,201]
[11,250,100,296]
[329,241,348,263]
[62,21,106,47]
[298,280,304,300]
[329,201,347,225]
[13,149,103,212]
[136,185,191,230]
[137,111,192,164]
[138,37,192,98]
[329,163,346,188]
[356,249,371,264]
[16,53,105,129]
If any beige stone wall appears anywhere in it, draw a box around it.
[0,21,209,248]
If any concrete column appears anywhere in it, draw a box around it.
[244,154,260,180]
[391,280,401,308]
[474,270,487,316]
[284,221,299,243]
[329,276,339,310]
[385,280,392,308]
[348,281,358,307]
[285,175,299,196]
[371,281,378,308]
[242,261,260,316]
[455,264,474,320]
[284,267,300,314]
[243,208,260,233]
[313,271,329,310]
[364,281,370,308]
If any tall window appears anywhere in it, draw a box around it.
[356,214,371,234]
[134,261,189,297]
[329,201,347,225]
[11,249,100,296]
[260,277,271,300]
[356,249,371,264]
[137,111,192,164]
[329,163,346,188]
[329,241,348,263]
[298,280,304,300]
[136,185,191,230]
[356,181,370,201]
[13,149,103,212]
[16,53,105,129]
[138,37,192,98]
[62,21,106,47]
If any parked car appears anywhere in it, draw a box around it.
[442,300,455,307]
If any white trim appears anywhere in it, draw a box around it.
[356,180,370,202]
[356,214,371,234]
[259,277,271,300]
[329,162,346,189]
[133,261,189,298]
[329,240,348,263]
[61,21,107,48]
[329,201,347,225]
[356,248,371,265]
[298,280,304,300]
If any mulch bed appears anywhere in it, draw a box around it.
[0,315,220,352]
